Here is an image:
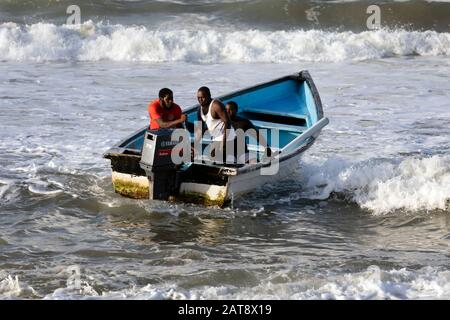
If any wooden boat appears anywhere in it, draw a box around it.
[103,70,329,206]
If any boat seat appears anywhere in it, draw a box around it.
[250,120,307,133]
[241,110,308,125]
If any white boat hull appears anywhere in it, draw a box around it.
[177,151,302,206]
[226,152,300,199]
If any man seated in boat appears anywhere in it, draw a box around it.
[225,101,272,158]
[148,88,187,130]
[196,86,240,164]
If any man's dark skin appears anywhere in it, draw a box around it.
[225,102,254,131]
[226,101,272,157]
[155,93,187,129]
[197,88,233,152]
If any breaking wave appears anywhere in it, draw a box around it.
[3,266,449,299]
[79,266,450,300]
[0,271,37,298]
[301,155,450,214]
[1,21,450,62]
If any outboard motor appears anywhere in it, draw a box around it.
[139,129,179,200]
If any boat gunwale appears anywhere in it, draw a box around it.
[181,70,324,121]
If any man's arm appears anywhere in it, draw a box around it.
[197,107,207,135]
[155,114,187,129]
[211,100,232,148]
[149,102,186,129]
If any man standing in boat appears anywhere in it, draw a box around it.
[148,88,187,130]
[196,86,238,163]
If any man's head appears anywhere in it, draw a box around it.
[225,101,238,120]
[159,88,174,109]
[197,86,212,108]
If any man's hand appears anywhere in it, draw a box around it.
[180,114,187,123]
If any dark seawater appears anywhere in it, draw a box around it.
[0,0,449,299]
[0,59,449,299]
[1,0,450,31]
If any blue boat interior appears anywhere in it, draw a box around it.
[120,78,319,157]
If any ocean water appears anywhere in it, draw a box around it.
[0,0,449,300]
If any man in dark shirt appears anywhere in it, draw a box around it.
[225,101,272,158]
[225,101,254,131]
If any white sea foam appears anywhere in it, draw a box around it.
[0,179,21,204]
[28,184,63,195]
[300,155,450,214]
[43,282,99,300]
[1,21,449,62]
[0,179,13,200]
[0,275,21,297]
[291,266,450,300]
[27,178,64,196]
[39,266,450,300]
[0,272,37,298]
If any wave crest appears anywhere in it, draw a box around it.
[302,155,450,214]
[1,21,450,62]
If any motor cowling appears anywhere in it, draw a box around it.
[139,129,179,200]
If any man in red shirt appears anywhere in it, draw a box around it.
[148,88,187,130]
